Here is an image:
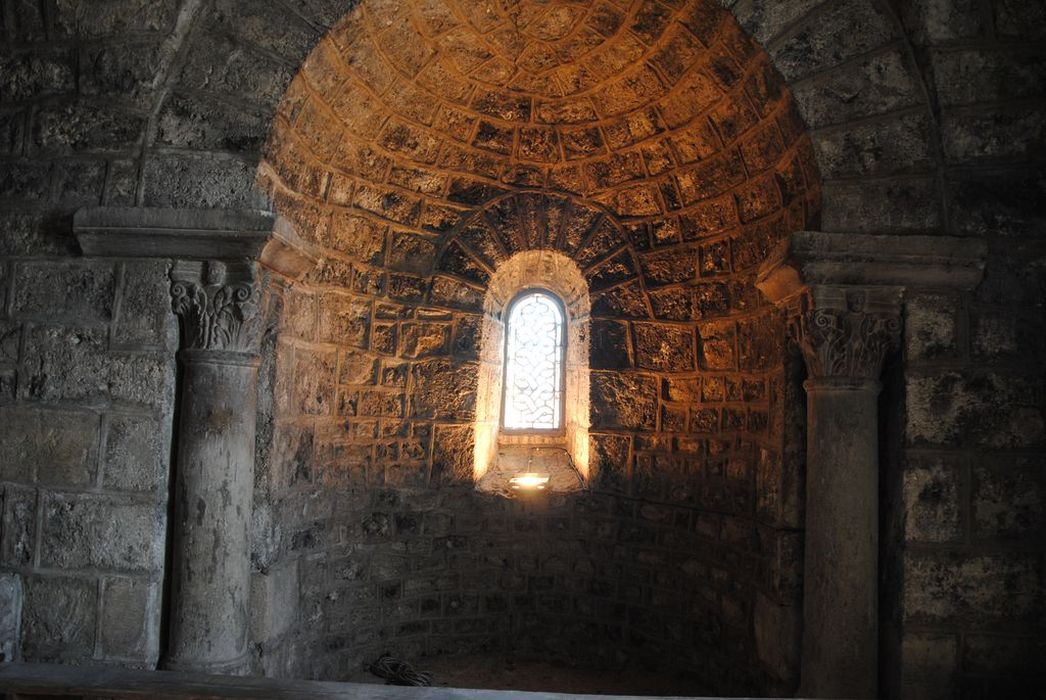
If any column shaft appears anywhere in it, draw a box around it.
[801,379,881,698]
[162,350,259,674]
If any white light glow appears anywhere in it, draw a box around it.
[503,291,564,430]
[509,473,550,489]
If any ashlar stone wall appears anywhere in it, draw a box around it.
[0,0,1042,697]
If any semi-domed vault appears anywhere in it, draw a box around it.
[245,0,822,692]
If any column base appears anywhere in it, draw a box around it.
[161,652,250,676]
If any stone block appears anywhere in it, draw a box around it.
[946,168,1046,238]
[902,0,986,41]
[906,371,1045,448]
[20,575,97,662]
[0,159,51,203]
[822,176,940,233]
[141,152,264,209]
[0,573,22,662]
[13,261,116,324]
[293,348,337,416]
[971,463,1042,540]
[813,112,932,178]
[994,0,1046,39]
[114,260,175,348]
[40,493,165,573]
[0,407,99,485]
[941,104,1045,163]
[588,320,629,371]
[179,30,292,109]
[80,41,162,108]
[31,99,146,155]
[903,551,1039,624]
[52,0,178,36]
[0,212,77,257]
[108,352,173,408]
[900,632,958,699]
[399,322,451,358]
[931,48,1046,107]
[102,414,168,493]
[792,49,920,129]
[634,323,694,371]
[770,0,895,81]
[52,158,107,207]
[0,51,75,102]
[753,594,800,683]
[1,486,36,567]
[591,372,658,430]
[961,633,1044,675]
[0,109,25,156]
[157,91,268,152]
[409,359,477,421]
[210,0,318,66]
[431,425,473,484]
[699,320,737,370]
[105,159,139,205]
[737,315,780,371]
[250,562,299,642]
[902,454,963,543]
[100,576,159,661]
[317,299,371,347]
[905,293,959,362]
[971,309,1044,362]
[589,433,630,491]
[732,0,824,45]
[20,325,110,403]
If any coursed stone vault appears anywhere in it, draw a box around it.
[0,0,1042,698]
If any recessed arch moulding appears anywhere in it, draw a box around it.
[252,0,821,691]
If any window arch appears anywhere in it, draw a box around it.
[502,290,566,432]
[472,250,591,485]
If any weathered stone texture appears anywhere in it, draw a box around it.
[20,575,97,662]
[40,494,165,572]
[0,0,1041,694]
[99,577,159,661]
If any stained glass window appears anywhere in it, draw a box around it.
[502,291,565,430]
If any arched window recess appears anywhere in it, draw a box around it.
[472,251,591,493]
[501,289,566,434]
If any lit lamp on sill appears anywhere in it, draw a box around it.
[509,472,550,490]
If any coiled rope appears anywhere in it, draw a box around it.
[369,654,434,687]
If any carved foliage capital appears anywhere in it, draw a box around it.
[787,287,901,381]
[170,260,266,353]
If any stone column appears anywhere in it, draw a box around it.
[756,231,987,699]
[162,260,266,674]
[788,286,901,698]
[72,208,316,675]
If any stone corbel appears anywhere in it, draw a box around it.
[756,231,986,699]
[73,207,316,675]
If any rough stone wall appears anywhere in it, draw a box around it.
[0,0,1041,697]
[725,0,1046,696]
[0,251,175,666]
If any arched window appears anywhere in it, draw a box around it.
[472,249,591,487]
[502,290,565,431]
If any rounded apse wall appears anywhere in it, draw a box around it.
[252,0,821,695]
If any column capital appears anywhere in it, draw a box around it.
[757,231,987,383]
[788,285,901,382]
[170,260,266,355]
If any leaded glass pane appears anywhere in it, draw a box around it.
[502,291,564,430]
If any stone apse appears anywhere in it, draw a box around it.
[0,0,1042,699]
